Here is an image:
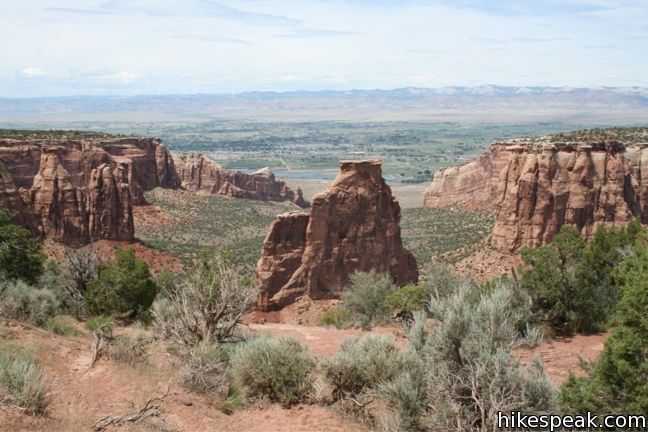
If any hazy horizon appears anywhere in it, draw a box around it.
[2,1,647,98]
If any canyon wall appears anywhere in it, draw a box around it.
[257,159,418,311]
[0,134,309,246]
[424,129,648,252]
[173,153,309,208]
[0,136,168,245]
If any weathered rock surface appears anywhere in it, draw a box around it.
[172,153,309,208]
[0,132,310,246]
[424,128,648,252]
[0,136,160,245]
[257,160,418,311]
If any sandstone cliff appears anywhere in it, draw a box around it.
[0,135,157,245]
[257,160,418,311]
[424,128,648,252]
[0,132,310,246]
[172,153,309,208]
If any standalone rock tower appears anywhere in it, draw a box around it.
[256,159,418,311]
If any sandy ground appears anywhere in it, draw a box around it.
[0,313,607,432]
[0,320,364,432]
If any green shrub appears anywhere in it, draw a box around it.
[84,248,159,321]
[384,284,429,317]
[230,335,315,407]
[380,371,428,431]
[84,315,115,332]
[180,344,230,399]
[318,306,349,329]
[415,282,555,430]
[0,351,49,415]
[0,206,44,284]
[520,222,646,335]
[560,243,648,414]
[324,333,405,401]
[44,315,78,336]
[0,280,58,326]
[341,271,396,329]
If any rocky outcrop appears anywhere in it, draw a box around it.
[424,128,648,252]
[0,135,181,245]
[256,160,418,311]
[100,137,181,204]
[172,153,309,208]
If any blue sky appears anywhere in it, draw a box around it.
[1,0,647,97]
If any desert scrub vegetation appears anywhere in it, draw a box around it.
[323,279,554,431]
[326,265,463,329]
[230,335,315,407]
[43,315,79,336]
[339,271,397,329]
[0,206,45,284]
[85,315,115,332]
[84,247,159,322]
[520,220,646,335]
[318,306,349,328]
[559,239,648,415]
[179,343,230,399]
[106,334,150,367]
[153,251,255,345]
[0,350,49,415]
[400,207,494,269]
[136,188,296,272]
[325,334,406,402]
[0,280,58,326]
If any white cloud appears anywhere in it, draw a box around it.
[0,0,645,96]
[21,67,45,77]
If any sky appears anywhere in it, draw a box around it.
[1,0,647,97]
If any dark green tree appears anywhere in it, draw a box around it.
[520,225,585,334]
[560,243,648,414]
[84,247,159,320]
[0,206,44,284]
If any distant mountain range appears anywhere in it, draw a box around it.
[1,86,647,123]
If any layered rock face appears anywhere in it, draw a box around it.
[0,136,163,245]
[424,129,648,252]
[257,160,418,311]
[173,153,309,208]
[102,138,181,204]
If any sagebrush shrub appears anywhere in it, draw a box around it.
[341,271,397,329]
[324,333,405,401]
[44,315,78,336]
[318,306,348,329]
[230,335,315,407]
[0,351,49,415]
[0,280,58,326]
[180,344,229,399]
[107,335,150,367]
